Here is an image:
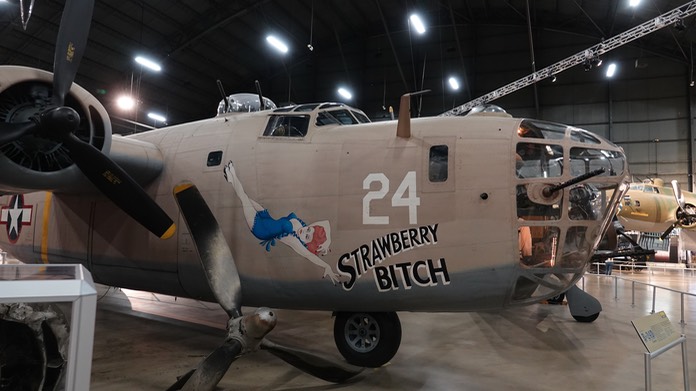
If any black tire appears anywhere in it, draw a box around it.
[573,312,600,323]
[333,311,401,368]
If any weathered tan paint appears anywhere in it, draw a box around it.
[0,107,628,312]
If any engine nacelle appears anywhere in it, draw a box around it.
[0,66,112,193]
[678,203,696,230]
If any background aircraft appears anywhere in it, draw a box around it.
[617,178,696,236]
[0,1,631,390]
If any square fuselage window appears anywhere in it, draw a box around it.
[429,145,448,182]
[207,150,223,166]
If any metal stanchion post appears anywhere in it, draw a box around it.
[632,281,635,307]
[643,336,688,391]
[652,286,657,314]
[681,338,690,391]
[645,352,652,391]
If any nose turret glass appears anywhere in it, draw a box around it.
[512,119,629,304]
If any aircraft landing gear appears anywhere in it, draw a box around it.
[333,311,401,367]
[565,285,602,322]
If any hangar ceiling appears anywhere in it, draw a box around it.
[1,0,695,133]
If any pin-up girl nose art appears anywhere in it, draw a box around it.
[223,161,339,284]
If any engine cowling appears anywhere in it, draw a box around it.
[677,203,696,230]
[0,66,112,193]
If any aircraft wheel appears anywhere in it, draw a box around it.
[333,311,401,367]
[572,313,600,323]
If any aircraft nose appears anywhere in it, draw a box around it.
[511,119,629,304]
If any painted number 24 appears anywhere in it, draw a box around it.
[363,171,420,225]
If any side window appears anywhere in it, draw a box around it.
[207,150,223,166]
[329,110,358,124]
[263,115,310,137]
[316,112,340,126]
[429,145,448,182]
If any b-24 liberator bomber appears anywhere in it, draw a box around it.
[0,1,630,390]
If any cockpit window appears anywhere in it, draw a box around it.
[328,110,359,125]
[316,112,341,126]
[518,120,566,140]
[319,103,342,109]
[352,110,370,123]
[263,115,310,137]
[294,104,320,112]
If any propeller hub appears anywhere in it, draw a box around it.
[224,308,277,356]
[39,106,80,137]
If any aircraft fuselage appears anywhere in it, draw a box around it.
[0,107,629,313]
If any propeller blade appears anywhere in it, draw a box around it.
[260,339,364,383]
[52,0,95,106]
[165,369,194,391]
[660,223,677,240]
[0,121,37,146]
[180,340,243,391]
[173,182,242,318]
[62,134,175,239]
[172,182,361,386]
[671,180,685,210]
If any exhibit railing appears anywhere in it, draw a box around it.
[590,262,695,275]
[581,271,695,327]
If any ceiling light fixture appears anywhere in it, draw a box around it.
[409,14,426,34]
[147,112,166,123]
[337,87,352,100]
[266,35,289,54]
[629,0,641,6]
[448,77,460,90]
[606,63,617,78]
[116,95,136,111]
[591,56,603,67]
[551,75,557,83]
[134,56,162,72]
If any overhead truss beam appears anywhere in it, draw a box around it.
[441,0,696,116]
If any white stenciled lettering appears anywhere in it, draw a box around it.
[363,173,389,224]
[362,171,420,225]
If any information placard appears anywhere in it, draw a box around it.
[631,311,680,353]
